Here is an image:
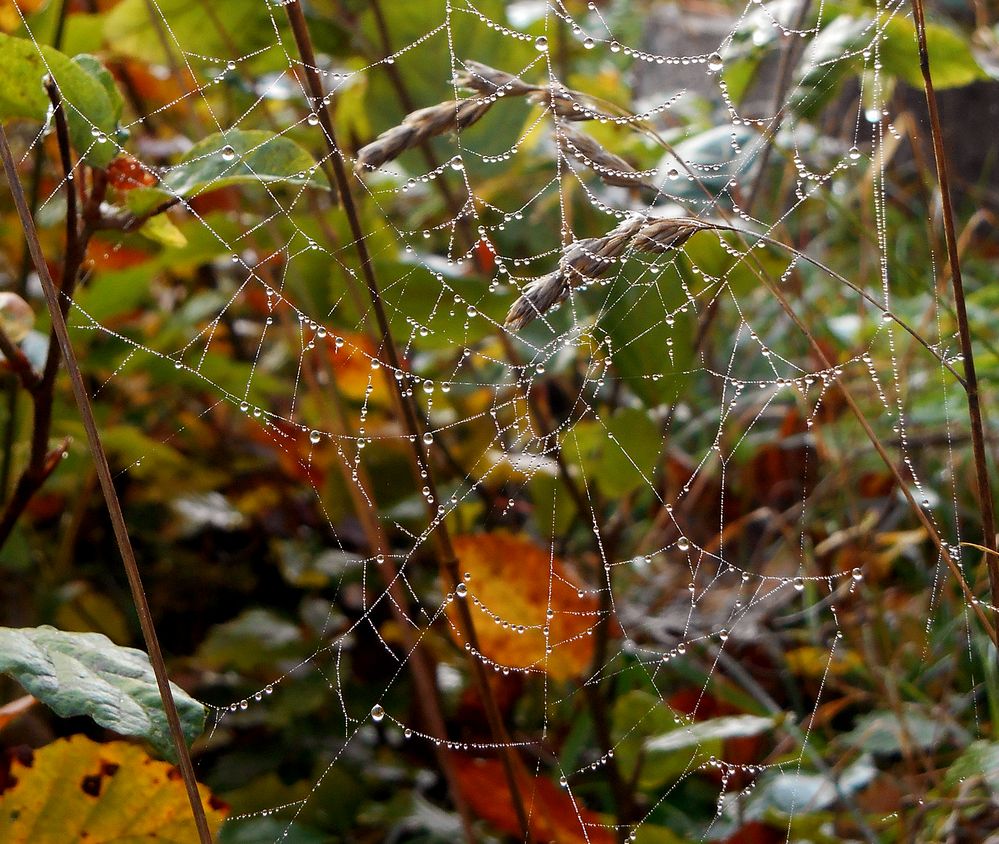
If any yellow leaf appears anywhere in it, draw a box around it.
[0,735,226,843]
[447,533,602,680]
[785,645,863,678]
[138,213,188,249]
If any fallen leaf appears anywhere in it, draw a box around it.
[454,756,614,843]
[448,533,601,680]
[0,696,35,731]
[0,735,226,843]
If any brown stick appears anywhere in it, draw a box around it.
[0,83,88,546]
[908,0,999,615]
[0,122,214,844]
[295,314,477,839]
[284,5,534,838]
[744,0,813,215]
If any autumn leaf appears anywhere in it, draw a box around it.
[0,735,226,843]
[327,330,394,405]
[454,756,615,844]
[447,533,601,680]
[0,695,35,731]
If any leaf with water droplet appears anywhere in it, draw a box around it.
[0,35,121,167]
[126,129,329,216]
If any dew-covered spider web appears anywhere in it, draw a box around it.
[8,0,994,840]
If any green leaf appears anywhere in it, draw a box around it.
[0,625,205,762]
[103,0,276,65]
[745,755,876,819]
[842,707,951,755]
[71,54,125,125]
[197,608,303,673]
[595,265,694,407]
[880,17,985,89]
[218,818,332,844]
[138,212,188,248]
[945,741,999,794]
[0,34,120,167]
[126,129,329,214]
[611,689,682,790]
[644,714,776,753]
[563,409,663,498]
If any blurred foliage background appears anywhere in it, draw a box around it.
[1,0,999,841]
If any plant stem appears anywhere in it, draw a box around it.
[284,5,534,838]
[908,0,999,614]
[0,120,213,844]
[0,82,87,547]
[744,0,812,215]
[292,297,478,839]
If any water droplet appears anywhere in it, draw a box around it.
[423,432,433,445]
[456,583,467,597]
[707,52,724,72]
[307,113,319,126]
[371,704,385,722]
[535,35,549,52]
[309,429,321,444]
[851,567,863,581]
[221,145,236,161]
[583,37,595,49]
[676,536,690,552]
[793,576,805,591]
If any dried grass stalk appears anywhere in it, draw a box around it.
[454,60,537,97]
[505,216,708,329]
[355,97,493,172]
[557,124,655,190]
[528,87,602,121]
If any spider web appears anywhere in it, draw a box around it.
[9,0,990,840]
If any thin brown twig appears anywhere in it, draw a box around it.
[744,0,813,215]
[1,0,70,499]
[0,121,213,843]
[908,0,999,616]
[284,5,534,838]
[300,349,477,840]
[0,82,88,546]
[0,326,40,393]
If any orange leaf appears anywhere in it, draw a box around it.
[326,330,394,405]
[473,237,495,273]
[106,154,158,191]
[454,756,614,844]
[0,1,44,34]
[0,696,35,731]
[447,533,600,680]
